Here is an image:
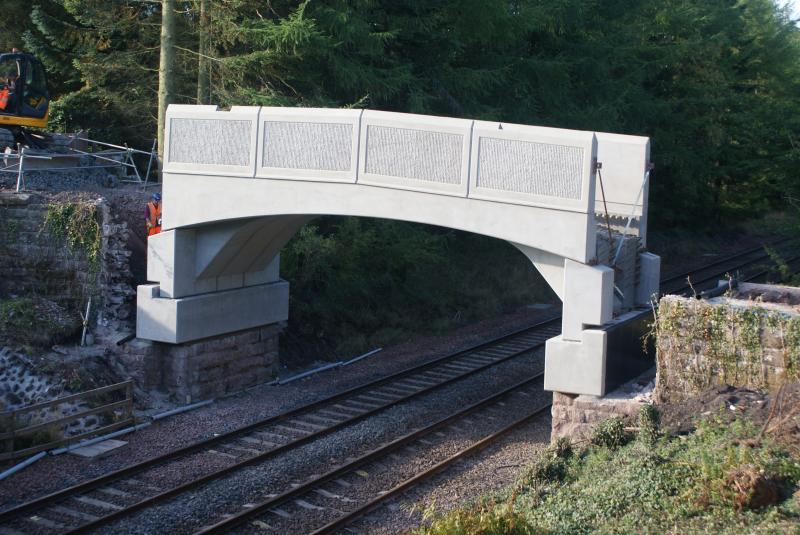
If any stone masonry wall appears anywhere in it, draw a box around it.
[551,286,800,442]
[654,293,800,404]
[119,324,282,403]
[551,371,653,441]
[0,191,135,344]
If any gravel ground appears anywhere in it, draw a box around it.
[353,414,552,534]
[0,306,556,512]
[94,348,547,535]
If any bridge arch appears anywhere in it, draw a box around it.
[138,106,660,396]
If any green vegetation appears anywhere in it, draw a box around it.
[654,298,800,391]
[2,0,797,229]
[414,413,800,535]
[40,202,102,267]
[281,218,552,356]
[0,297,78,347]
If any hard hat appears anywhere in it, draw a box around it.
[152,192,161,201]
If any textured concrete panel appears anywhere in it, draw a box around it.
[170,118,251,166]
[469,120,596,213]
[262,121,352,171]
[476,137,583,199]
[365,126,463,184]
[256,107,361,183]
[358,110,472,197]
[164,105,260,177]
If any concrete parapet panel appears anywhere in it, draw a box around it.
[358,110,473,197]
[469,120,596,213]
[636,252,661,306]
[256,107,362,183]
[562,260,614,341]
[544,330,608,396]
[164,105,260,178]
[594,133,650,220]
[137,280,289,344]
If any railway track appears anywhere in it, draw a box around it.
[196,375,548,534]
[1,237,798,534]
[661,236,797,294]
[0,320,560,534]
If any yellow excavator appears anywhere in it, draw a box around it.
[0,49,50,150]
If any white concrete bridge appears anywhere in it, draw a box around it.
[137,105,660,396]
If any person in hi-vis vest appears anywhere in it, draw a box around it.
[145,192,162,237]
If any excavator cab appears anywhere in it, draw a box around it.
[0,52,49,131]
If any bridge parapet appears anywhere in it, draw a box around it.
[139,105,659,397]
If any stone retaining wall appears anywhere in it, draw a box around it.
[119,324,282,402]
[551,371,653,441]
[654,290,799,404]
[550,283,800,441]
[0,191,134,344]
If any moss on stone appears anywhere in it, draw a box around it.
[653,296,800,403]
[40,201,102,267]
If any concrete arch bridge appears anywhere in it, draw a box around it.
[138,105,660,396]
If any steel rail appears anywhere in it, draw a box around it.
[312,402,551,535]
[741,254,800,284]
[196,373,546,534]
[62,336,553,533]
[660,237,796,291]
[0,318,559,531]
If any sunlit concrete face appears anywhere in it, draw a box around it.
[137,105,659,396]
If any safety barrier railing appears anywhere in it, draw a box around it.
[1,136,157,192]
[0,379,134,461]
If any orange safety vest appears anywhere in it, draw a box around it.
[147,201,162,237]
[0,88,8,110]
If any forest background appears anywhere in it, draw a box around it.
[2,0,800,357]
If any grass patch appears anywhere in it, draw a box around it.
[415,415,800,535]
[0,297,80,348]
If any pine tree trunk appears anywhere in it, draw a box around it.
[157,0,175,166]
[197,0,210,104]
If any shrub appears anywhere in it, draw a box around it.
[591,417,629,450]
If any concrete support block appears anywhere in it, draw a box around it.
[147,228,281,299]
[136,280,289,343]
[562,260,614,341]
[636,252,661,306]
[544,330,607,396]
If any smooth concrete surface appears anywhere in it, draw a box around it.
[162,173,597,265]
[137,281,289,344]
[562,260,614,341]
[544,330,608,396]
[147,228,282,298]
[636,252,661,306]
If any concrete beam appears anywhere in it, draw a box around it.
[136,281,289,344]
[544,330,607,396]
[562,260,614,341]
